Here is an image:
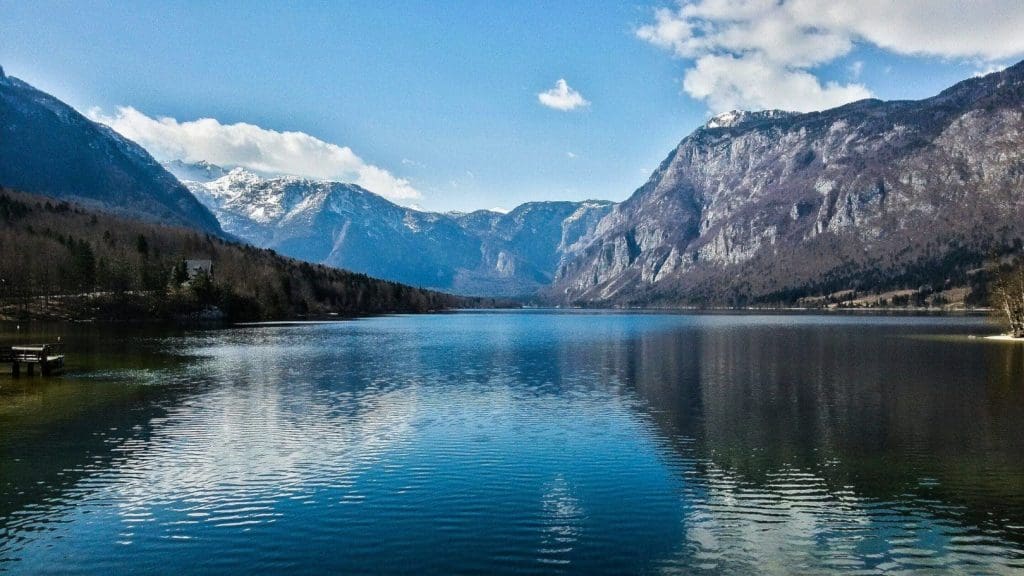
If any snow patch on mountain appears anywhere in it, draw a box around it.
[177,161,615,296]
[705,109,797,129]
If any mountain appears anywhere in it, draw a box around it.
[163,159,229,183]
[179,166,612,296]
[450,201,615,294]
[0,66,223,234]
[550,62,1024,306]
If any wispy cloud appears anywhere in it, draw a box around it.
[538,79,590,111]
[848,60,863,79]
[87,106,421,202]
[637,0,1024,113]
[974,62,1009,77]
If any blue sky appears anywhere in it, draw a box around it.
[2,1,1023,212]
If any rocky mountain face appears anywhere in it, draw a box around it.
[550,62,1024,306]
[0,66,223,234]
[179,166,612,296]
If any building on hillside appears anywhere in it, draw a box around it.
[185,259,213,281]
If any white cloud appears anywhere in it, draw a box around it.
[683,54,871,113]
[637,0,1024,113]
[566,151,577,159]
[538,79,590,111]
[792,1,1024,60]
[87,106,421,202]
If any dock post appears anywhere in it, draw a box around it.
[11,361,19,377]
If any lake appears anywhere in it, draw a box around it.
[1,312,1023,574]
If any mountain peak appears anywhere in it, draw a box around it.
[224,166,308,186]
[227,166,256,177]
[552,60,1024,306]
[705,109,796,129]
[163,159,230,183]
[705,110,745,128]
[0,72,224,234]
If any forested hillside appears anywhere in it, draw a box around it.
[0,189,474,321]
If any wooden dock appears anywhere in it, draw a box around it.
[1,344,64,376]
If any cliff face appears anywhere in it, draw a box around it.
[552,63,1024,305]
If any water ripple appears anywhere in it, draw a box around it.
[1,313,1023,574]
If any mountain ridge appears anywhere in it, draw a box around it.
[10,59,1021,306]
[175,165,614,296]
[0,69,224,234]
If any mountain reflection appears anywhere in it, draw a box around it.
[597,316,1024,571]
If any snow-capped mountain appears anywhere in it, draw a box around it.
[0,66,223,234]
[178,165,613,296]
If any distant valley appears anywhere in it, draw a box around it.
[167,163,613,296]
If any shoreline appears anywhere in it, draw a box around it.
[984,334,1024,342]
[1,305,996,326]
[517,306,990,317]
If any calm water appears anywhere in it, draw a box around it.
[1,312,1024,574]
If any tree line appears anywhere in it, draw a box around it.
[0,188,482,322]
